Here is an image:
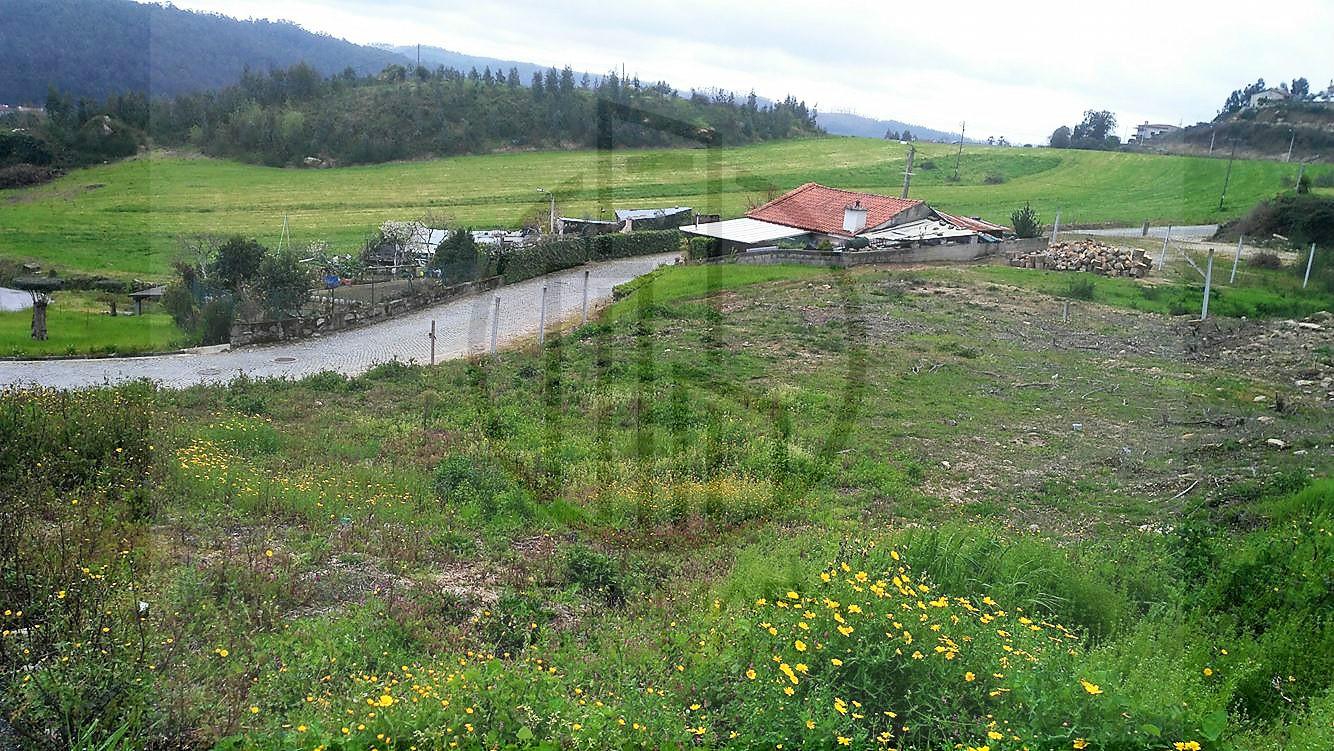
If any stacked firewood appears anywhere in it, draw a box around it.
[1008,240,1153,277]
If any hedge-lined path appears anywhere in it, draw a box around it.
[0,252,681,390]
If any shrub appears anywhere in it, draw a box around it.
[562,544,631,607]
[1249,251,1282,269]
[1062,276,1097,300]
[255,249,314,318]
[1011,202,1043,238]
[432,454,532,520]
[477,590,549,657]
[486,230,682,284]
[197,297,235,345]
[984,172,1006,184]
[0,163,58,188]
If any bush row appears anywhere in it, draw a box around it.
[490,230,682,283]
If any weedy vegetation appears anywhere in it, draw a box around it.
[1,262,1330,750]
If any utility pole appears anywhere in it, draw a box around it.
[417,44,421,69]
[1208,127,1216,156]
[1051,211,1061,245]
[901,143,916,199]
[1218,139,1237,211]
[428,319,436,365]
[953,121,965,180]
[1285,130,1295,163]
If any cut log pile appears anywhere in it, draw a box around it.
[1007,240,1153,277]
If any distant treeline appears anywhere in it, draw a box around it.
[108,63,821,166]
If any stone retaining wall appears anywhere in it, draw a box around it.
[726,241,1003,267]
[230,276,502,347]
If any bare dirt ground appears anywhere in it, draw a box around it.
[724,267,1331,536]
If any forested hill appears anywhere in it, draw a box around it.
[0,0,408,103]
[138,65,821,166]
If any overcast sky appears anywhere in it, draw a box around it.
[161,0,1333,143]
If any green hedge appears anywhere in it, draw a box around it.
[489,230,682,283]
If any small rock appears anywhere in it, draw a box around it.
[1253,395,1268,402]
[940,460,952,470]
[1266,438,1287,449]
[1257,415,1274,424]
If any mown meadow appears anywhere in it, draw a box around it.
[1,262,1331,750]
[2,137,1330,280]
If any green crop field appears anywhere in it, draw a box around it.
[2,137,1327,281]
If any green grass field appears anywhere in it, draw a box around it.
[0,291,189,357]
[2,137,1327,280]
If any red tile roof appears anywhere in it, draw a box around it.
[747,183,923,236]
[933,209,1010,235]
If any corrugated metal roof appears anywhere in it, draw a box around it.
[862,218,977,242]
[680,218,810,244]
[471,229,529,246]
[932,209,1010,234]
[615,207,692,221]
[747,183,922,236]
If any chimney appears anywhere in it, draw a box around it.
[843,200,868,234]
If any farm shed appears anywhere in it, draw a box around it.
[365,224,448,267]
[679,217,811,252]
[560,217,623,236]
[615,207,694,231]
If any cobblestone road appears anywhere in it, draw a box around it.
[0,253,681,389]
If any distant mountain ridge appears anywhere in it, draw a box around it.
[377,45,593,89]
[0,0,953,143]
[0,0,411,103]
[816,111,960,143]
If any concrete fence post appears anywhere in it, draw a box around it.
[489,295,500,355]
[538,284,548,346]
[1229,235,1243,284]
[581,269,590,324]
[1201,249,1215,320]
[1158,225,1173,269]
[1304,243,1317,289]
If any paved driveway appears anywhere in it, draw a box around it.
[1075,225,1219,241]
[0,253,681,390]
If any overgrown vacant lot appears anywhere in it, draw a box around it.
[2,264,1331,750]
[2,137,1330,279]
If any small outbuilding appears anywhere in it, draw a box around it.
[615,207,694,231]
[679,217,811,253]
[129,285,166,315]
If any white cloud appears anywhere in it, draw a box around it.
[159,0,1334,143]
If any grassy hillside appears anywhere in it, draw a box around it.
[3,264,1330,749]
[1,137,1328,280]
